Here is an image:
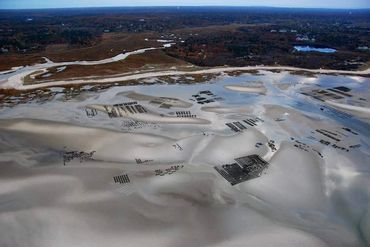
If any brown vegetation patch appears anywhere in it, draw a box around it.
[27,49,190,84]
[225,70,260,77]
[0,32,162,72]
[0,55,46,72]
[44,32,161,62]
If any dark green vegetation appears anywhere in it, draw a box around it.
[0,7,369,70]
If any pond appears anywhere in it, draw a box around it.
[294,45,337,53]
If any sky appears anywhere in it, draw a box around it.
[0,0,370,9]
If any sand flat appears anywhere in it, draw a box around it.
[0,70,369,247]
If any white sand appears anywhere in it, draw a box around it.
[201,106,252,114]
[157,39,174,43]
[225,84,267,94]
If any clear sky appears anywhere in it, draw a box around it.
[1,0,369,9]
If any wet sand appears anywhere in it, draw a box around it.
[0,70,369,247]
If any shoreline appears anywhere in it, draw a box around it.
[2,65,369,91]
[0,45,369,91]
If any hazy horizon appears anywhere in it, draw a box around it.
[1,0,370,10]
